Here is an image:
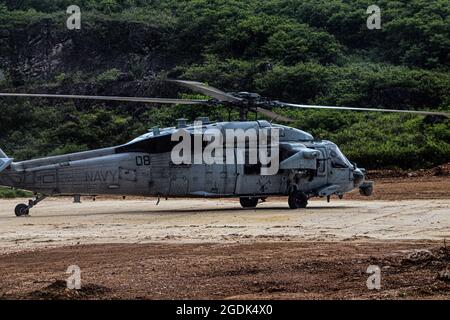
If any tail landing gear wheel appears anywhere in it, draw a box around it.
[15,204,29,217]
[288,191,308,209]
[240,197,259,208]
[14,194,47,217]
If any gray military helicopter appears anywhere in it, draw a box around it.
[0,80,448,216]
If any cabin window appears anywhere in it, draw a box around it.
[317,159,326,173]
[244,163,261,175]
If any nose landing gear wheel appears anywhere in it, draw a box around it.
[288,191,308,209]
[15,204,29,217]
[240,197,259,208]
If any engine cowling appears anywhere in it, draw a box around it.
[280,149,320,170]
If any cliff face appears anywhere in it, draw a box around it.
[0,19,170,85]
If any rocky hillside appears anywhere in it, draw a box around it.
[0,0,449,169]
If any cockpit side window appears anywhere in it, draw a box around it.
[330,145,351,169]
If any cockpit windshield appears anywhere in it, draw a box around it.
[329,144,352,168]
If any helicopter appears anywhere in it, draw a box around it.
[0,80,448,216]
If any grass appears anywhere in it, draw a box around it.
[0,187,33,199]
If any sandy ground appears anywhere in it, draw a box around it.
[0,198,449,253]
[0,176,448,299]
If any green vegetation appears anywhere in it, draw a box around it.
[0,0,449,169]
[0,187,33,199]
[96,68,122,83]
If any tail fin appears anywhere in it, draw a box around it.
[0,149,13,173]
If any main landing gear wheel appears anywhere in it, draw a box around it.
[288,191,308,209]
[240,197,259,208]
[15,204,29,217]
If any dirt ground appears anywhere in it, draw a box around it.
[0,176,448,299]
[0,242,449,300]
[347,175,450,201]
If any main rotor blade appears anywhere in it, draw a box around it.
[168,80,242,103]
[277,102,449,117]
[0,93,209,105]
[255,107,294,123]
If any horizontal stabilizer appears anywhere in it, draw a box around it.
[0,149,12,172]
[0,157,13,173]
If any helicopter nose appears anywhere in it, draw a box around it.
[353,168,365,187]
